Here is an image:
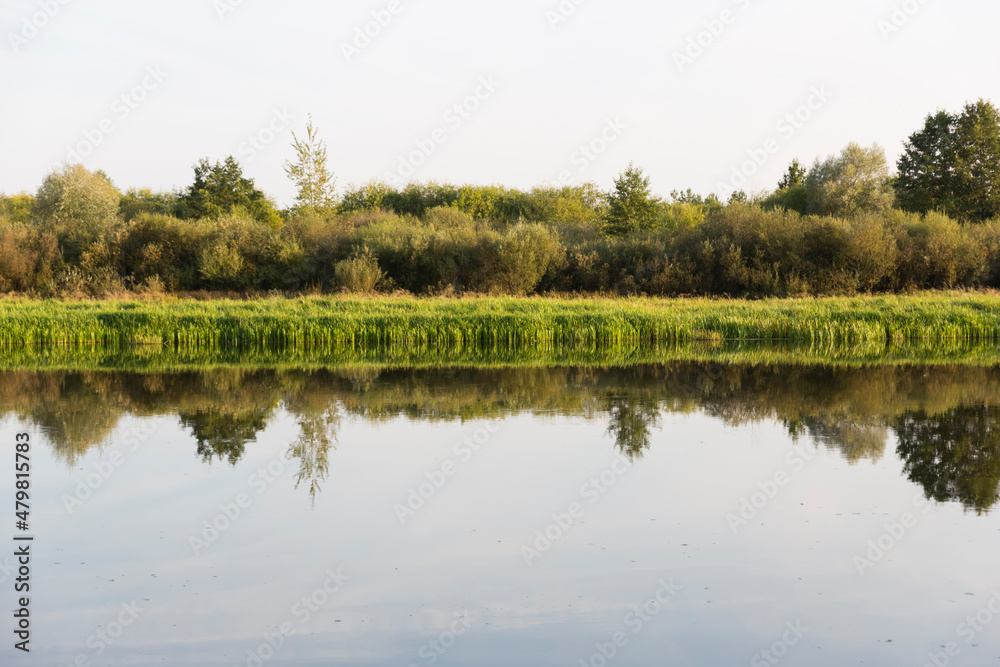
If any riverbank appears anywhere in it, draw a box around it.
[1,293,1000,351]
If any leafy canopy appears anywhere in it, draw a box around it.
[604,163,660,236]
[895,99,1000,222]
[178,156,280,227]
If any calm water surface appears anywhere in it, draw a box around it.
[3,363,1000,666]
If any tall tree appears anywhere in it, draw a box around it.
[284,115,338,212]
[604,163,659,235]
[895,100,1000,222]
[953,100,1000,221]
[896,111,957,215]
[178,156,280,226]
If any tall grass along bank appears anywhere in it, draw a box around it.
[2,294,1000,353]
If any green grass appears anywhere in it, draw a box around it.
[2,293,1000,355]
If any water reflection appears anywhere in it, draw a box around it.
[5,364,1000,512]
[897,404,1000,514]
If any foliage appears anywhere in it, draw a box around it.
[604,163,660,236]
[177,157,280,227]
[761,183,807,214]
[777,160,807,190]
[896,111,958,216]
[35,164,121,264]
[285,115,338,213]
[334,247,383,293]
[120,188,180,222]
[895,100,1000,222]
[805,143,895,217]
[0,192,35,225]
[953,100,1000,222]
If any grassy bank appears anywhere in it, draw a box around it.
[2,293,1000,352]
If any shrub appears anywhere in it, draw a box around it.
[0,193,35,225]
[120,188,180,221]
[335,248,383,293]
[422,205,476,229]
[761,184,808,214]
[0,227,59,293]
[894,211,986,288]
[484,224,565,294]
[843,215,899,291]
[199,240,246,290]
[116,213,212,290]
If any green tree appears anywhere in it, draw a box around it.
[895,111,957,215]
[777,159,807,189]
[35,164,121,262]
[605,163,660,235]
[178,157,280,226]
[0,192,35,225]
[895,100,1000,222]
[284,115,338,212]
[805,143,894,218]
[119,188,180,222]
[953,100,1000,221]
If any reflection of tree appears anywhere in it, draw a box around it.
[23,374,123,465]
[791,416,887,464]
[604,395,661,460]
[179,410,269,466]
[896,404,1000,514]
[288,408,339,506]
[7,365,1000,513]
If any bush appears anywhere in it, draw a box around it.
[0,227,59,293]
[0,193,35,225]
[116,213,212,290]
[422,205,476,229]
[199,240,246,290]
[893,211,986,288]
[761,184,808,214]
[120,189,180,222]
[484,224,565,294]
[35,165,120,263]
[335,248,383,293]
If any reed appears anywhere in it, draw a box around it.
[1,293,1000,352]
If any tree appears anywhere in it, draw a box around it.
[35,164,120,262]
[895,100,1000,222]
[777,159,807,190]
[284,115,337,212]
[604,163,660,235]
[178,156,280,226]
[895,111,957,215]
[0,192,35,225]
[953,100,1000,221]
[805,143,894,218]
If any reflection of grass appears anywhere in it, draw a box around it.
[1,293,1000,352]
[3,338,1000,372]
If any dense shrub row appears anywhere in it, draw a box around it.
[4,155,1000,297]
[3,188,1000,297]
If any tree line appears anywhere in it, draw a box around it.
[1,100,999,297]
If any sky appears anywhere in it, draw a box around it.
[1,0,998,208]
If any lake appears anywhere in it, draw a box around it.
[3,362,1000,666]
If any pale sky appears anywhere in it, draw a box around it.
[2,0,997,207]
